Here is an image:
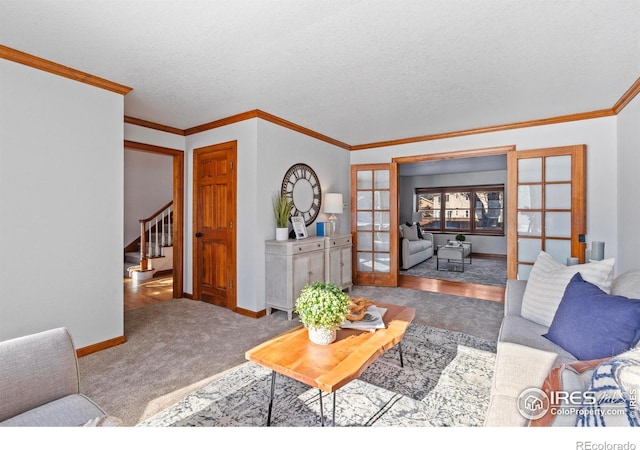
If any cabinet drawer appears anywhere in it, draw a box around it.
[326,236,352,248]
[292,240,324,255]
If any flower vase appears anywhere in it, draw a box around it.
[307,326,336,345]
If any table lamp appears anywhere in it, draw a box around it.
[324,193,343,236]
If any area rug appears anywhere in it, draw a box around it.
[137,324,497,427]
[403,255,507,286]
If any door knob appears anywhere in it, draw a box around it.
[195,232,203,238]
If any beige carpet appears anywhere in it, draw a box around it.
[78,286,504,426]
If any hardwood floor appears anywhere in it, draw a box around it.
[124,274,174,312]
[123,271,504,314]
[399,274,505,303]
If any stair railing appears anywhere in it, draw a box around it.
[139,201,173,270]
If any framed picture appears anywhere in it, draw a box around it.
[291,215,308,240]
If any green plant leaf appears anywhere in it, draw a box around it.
[272,192,293,228]
[294,282,349,329]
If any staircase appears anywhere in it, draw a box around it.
[125,202,174,281]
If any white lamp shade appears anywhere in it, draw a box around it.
[324,193,343,214]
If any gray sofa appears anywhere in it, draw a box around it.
[485,269,640,426]
[399,223,434,269]
[0,327,109,426]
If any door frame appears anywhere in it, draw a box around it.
[124,140,185,297]
[392,145,516,280]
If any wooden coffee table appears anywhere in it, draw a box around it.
[245,301,415,426]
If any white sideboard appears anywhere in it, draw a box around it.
[265,234,353,320]
[324,234,353,292]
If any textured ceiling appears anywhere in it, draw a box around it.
[1,0,639,146]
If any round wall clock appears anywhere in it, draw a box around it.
[281,163,322,226]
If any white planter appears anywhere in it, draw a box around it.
[307,326,337,345]
[275,228,289,241]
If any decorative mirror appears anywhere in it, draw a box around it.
[281,163,322,226]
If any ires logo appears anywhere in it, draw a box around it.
[517,388,598,420]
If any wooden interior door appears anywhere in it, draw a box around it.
[351,163,398,286]
[507,145,586,280]
[193,141,237,309]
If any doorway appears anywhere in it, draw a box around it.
[393,146,513,301]
[123,140,184,305]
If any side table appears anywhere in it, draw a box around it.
[436,242,472,272]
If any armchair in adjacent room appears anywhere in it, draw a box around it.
[399,222,434,270]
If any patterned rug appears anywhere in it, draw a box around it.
[403,255,507,286]
[137,324,497,427]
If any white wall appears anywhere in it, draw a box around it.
[183,118,350,313]
[617,94,640,274]
[400,170,508,254]
[255,120,351,311]
[0,59,124,347]
[124,149,174,246]
[185,119,259,309]
[351,117,619,269]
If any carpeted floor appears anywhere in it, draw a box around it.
[78,286,504,426]
[403,255,507,286]
[137,324,497,427]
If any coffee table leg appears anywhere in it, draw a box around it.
[267,371,276,426]
[318,389,325,427]
[398,341,404,367]
[332,392,336,426]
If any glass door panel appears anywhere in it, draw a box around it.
[508,145,586,280]
[351,163,397,286]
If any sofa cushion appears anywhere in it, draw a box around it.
[407,239,431,254]
[543,273,640,360]
[0,394,106,427]
[611,269,640,298]
[520,251,615,327]
[498,316,575,365]
[484,342,557,426]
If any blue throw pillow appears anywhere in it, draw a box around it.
[543,273,640,360]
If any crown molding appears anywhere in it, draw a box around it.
[0,45,132,95]
[183,110,260,135]
[254,110,351,150]
[613,76,640,114]
[124,116,185,136]
[351,109,615,150]
[183,109,351,150]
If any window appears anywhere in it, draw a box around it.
[416,185,504,235]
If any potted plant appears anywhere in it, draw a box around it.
[294,282,349,345]
[272,192,292,241]
[455,233,466,244]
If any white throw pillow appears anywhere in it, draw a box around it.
[520,251,615,327]
[401,223,419,241]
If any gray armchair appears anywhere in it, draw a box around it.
[399,223,434,269]
[0,327,108,426]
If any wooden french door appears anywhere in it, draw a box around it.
[507,145,586,280]
[351,163,398,286]
[193,141,237,310]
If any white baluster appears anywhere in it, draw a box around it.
[168,206,173,247]
[161,210,166,247]
[155,216,160,257]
